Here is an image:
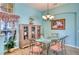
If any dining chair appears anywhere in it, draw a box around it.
[30,42,44,55]
[49,35,68,55]
[49,40,62,55]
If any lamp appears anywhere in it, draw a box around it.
[42,3,54,20]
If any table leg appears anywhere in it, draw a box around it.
[46,43,50,55]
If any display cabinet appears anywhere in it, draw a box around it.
[19,24,41,48]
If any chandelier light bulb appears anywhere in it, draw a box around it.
[47,15,51,18]
[49,16,54,20]
[42,16,47,20]
[42,15,55,20]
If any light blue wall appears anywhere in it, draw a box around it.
[0,35,5,55]
[14,3,42,25]
[76,4,79,46]
[42,3,79,47]
[13,3,42,48]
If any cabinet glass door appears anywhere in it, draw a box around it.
[31,26,35,39]
[37,26,40,38]
[24,26,28,40]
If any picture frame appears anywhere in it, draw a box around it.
[51,18,65,30]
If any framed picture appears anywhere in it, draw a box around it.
[51,18,65,30]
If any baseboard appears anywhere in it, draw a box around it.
[65,44,79,49]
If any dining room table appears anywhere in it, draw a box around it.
[35,37,52,55]
[35,35,68,55]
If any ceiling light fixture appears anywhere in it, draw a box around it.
[42,3,55,21]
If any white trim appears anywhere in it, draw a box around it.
[65,44,79,49]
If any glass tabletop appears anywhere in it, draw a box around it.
[36,38,51,44]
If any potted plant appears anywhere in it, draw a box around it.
[4,30,16,53]
[29,16,34,24]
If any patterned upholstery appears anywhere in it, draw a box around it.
[35,42,42,46]
[31,46,43,54]
[50,41,62,52]
[30,42,43,54]
[48,39,63,55]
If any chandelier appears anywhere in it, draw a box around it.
[42,3,54,20]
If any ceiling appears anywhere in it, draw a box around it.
[0,3,64,11]
[27,3,64,11]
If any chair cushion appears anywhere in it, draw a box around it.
[31,46,43,53]
[35,42,42,46]
[50,43,62,52]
